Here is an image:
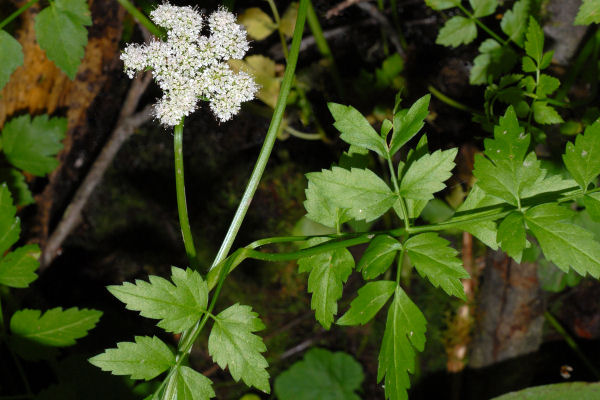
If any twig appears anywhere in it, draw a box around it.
[40,73,153,269]
[325,0,369,18]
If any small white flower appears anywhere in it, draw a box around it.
[120,3,258,126]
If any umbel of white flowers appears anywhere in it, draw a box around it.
[121,3,258,126]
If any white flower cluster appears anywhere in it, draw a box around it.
[120,3,258,126]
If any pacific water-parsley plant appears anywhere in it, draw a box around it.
[80,1,600,399]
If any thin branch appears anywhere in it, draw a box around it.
[325,0,369,18]
[355,2,405,57]
[40,73,154,269]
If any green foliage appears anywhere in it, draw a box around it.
[208,304,270,393]
[10,307,101,347]
[274,348,364,400]
[89,336,175,381]
[108,267,208,333]
[575,0,600,25]
[0,244,40,288]
[500,0,529,46]
[399,148,458,200]
[337,280,396,326]
[35,0,92,79]
[491,381,600,399]
[405,233,469,299]
[473,107,538,206]
[563,121,600,191]
[358,235,401,280]
[525,204,600,278]
[436,16,477,48]
[470,0,498,17]
[328,103,387,157]
[170,366,216,400]
[1,114,67,177]
[378,286,426,400]
[0,30,23,90]
[390,94,430,156]
[298,243,354,328]
[470,39,517,85]
[0,168,34,206]
[497,212,527,262]
[0,185,20,256]
[306,167,396,222]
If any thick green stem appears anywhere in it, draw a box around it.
[174,123,199,270]
[210,0,310,270]
[0,0,37,30]
[306,0,345,97]
[116,0,164,39]
[544,311,600,379]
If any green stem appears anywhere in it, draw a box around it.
[116,0,164,39]
[396,245,406,286]
[284,126,322,140]
[0,0,38,30]
[306,0,345,97]
[544,311,600,379]
[210,0,310,270]
[457,4,508,46]
[174,122,199,270]
[428,85,484,117]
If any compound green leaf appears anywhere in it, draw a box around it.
[405,233,469,299]
[525,17,544,64]
[378,286,426,400]
[0,30,23,90]
[526,204,600,278]
[497,212,527,262]
[425,0,461,10]
[473,107,543,205]
[501,0,530,46]
[0,244,39,288]
[274,348,364,400]
[208,304,269,393]
[298,246,354,329]
[470,39,517,85]
[35,0,92,79]
[563,121,600,191]
[1,114,66,176]
[522,56,536,73]
[575,0,600,25]
[359,235,402,280]
[304,180,349,228]
[11,307,101,347]
[170,366,216,400]
[89,336,174,380]
[532,101,563,124]
[399,148,457,200]
[470,0,498,17]
[108,267,208,333]
[537,74,560,97]
[0,168,34,206]
[436,16,477,48]
[390,94,430,156]
[306,167,396,222]
[337,280,396,326]
[328,103,387,157]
